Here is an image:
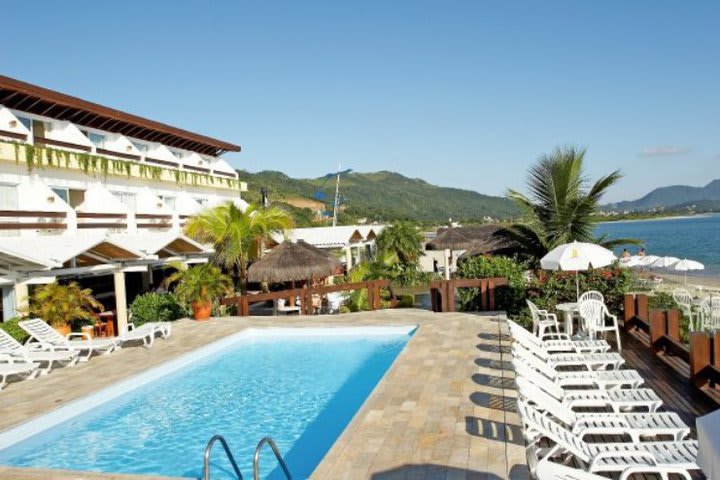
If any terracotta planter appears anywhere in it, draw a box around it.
[192,301,212,321]
[54,324,71,337]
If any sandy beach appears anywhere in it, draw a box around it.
[658,272,720,292]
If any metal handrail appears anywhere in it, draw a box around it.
[253,437,291,480]
[204,434,244,480]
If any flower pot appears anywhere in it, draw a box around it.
[192,301,212,321]
[54,324,71,337]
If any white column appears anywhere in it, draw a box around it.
[114,270,129,334]
[126,212,137,234]
[13,281,29,316]
[66,209,78,234]
[345,246,353,270]
[444,249,451,280]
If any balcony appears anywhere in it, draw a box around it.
[0,140,242,192]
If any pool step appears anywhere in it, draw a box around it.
[202,434,291,480]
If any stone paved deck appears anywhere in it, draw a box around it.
[0,309,528,480]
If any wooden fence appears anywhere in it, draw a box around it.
[429,277,508,313]
[624,293,720,403]
[223,280,393,316]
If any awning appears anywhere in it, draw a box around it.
[109,232,211,258]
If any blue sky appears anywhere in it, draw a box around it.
[3,1,718,202]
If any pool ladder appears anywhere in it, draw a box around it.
[203,434,292,480]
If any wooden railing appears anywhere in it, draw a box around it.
[223,280,393,316]
[0,210,67,230]
[428,277,508,313]
[624,293,720,404]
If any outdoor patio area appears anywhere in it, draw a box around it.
[0,309,528,480]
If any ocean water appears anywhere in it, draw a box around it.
[0,330,412,479]
[595,214,720,276]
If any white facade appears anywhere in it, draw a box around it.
[0,87,244,329]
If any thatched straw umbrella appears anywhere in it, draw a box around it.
[247,240,340,283]
[426,228,477,251]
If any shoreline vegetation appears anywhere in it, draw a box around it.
[595,211,719,224]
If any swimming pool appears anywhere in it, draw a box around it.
[0,326,414,479]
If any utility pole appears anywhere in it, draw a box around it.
[332,162,341,227]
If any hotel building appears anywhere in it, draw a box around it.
[0,75,247,332]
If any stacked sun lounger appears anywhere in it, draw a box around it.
[507,319,700,480]
[0,318,172,391]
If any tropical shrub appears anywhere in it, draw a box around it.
[526,266,633,317]
[130,293,186,326]
[0,318,28,343]
[24,282,103,329]
[456,255,528,316]
[165,264,234,307]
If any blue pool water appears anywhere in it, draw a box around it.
[0,328,412,479]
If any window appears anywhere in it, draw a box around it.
[0,184,18,210]
[16,116,32,132]
[87,132,105,148]
[50,188,85,208]
[195,197,208,207]
[160,196,176,210]
[52,187,69,204]
[111,191,136,212]
[131,141,148,153]
[172,149,187,160]
[32,120,47,138]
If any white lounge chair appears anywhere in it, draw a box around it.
[118,322,171,348]
[511,333,625,371]
[511,344,643,390]
[19,318,117,362]
[507,319,610,354]
[516,377,690,442]
[527,299,561,339]
[513,359,661,413]
[518,400,699,478]
[578,299,622,350]
[0,328,78,374]
[535,458,694,480]
[0,355,39,390]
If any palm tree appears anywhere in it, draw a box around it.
[375,221,424,267]
[498,146,637,265]
[185,202,294,291]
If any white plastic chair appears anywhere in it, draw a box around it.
[0,355,39,390]
[511,344,643,391]
[515,376,690,442]
[0,328,78,374]
[526,299,561,339]
[517,400,699,479]
[510,328,625,371]
[534,453,694,480]
[673,288,695,332]
[579,290,604,303]
[578,299,622,351]
[699,296,720,332]
[19,318,117,362]
[507,319,610,354]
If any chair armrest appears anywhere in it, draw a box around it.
[0,353,16,364]
[67,332,91,341]
[590,449,658,469]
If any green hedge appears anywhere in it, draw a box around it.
[0,318,28,343]
[130,293,186,326]
[456,255,528,316]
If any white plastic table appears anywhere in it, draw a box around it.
[697,408,720,479]
[556,302,579,336]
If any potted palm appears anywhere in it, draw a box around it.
[24,282,103,336]
[167,264,232,321]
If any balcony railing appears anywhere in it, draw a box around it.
[0,140,242,191]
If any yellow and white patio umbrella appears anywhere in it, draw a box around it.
[540,241,617,300]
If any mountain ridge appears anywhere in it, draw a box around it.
[606,179,720,211]
[236,169,518,224]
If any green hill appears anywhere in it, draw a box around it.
[237,170,517,224]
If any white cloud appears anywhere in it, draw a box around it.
[638,146,691,157]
